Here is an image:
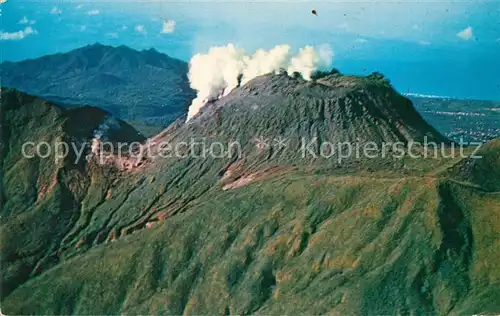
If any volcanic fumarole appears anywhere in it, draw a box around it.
[186,43,333,121]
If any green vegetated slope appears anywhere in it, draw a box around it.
[450,139,500,192]
[0,88,144,299]
[4,174,500,314]
[1,73,500,314]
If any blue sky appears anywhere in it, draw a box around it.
[1,0,499,100]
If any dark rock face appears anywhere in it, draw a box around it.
[0,43,196,125]
[180,73,450,171]
[191,73,449,145]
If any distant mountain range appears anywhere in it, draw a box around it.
[2,44,499,141]
[0,43,196,131]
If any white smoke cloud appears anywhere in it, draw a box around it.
[288,45,332,80]
[187,43,333,121]
[240,45,290,85]
[187,44,245,120]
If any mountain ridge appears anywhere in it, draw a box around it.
[1,73,500,314]
[0,87,149,299]
[3,43,499,142]
[0,43,196,131]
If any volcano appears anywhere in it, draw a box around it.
[158,72,451,173]
[189,72,449,143]
[1,72,500,314]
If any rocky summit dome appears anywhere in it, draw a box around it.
[188,72,449,146]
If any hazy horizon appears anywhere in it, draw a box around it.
[1,0,499,100]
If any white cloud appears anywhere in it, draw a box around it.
[0,0,7,3]
[121,25,128,31]
[107,32,118,38]
[50,7,62,15]
[79,25,87,31]
[75,4,84,9]
[419,40,431,46]
[135,24,146,34]
[457,26,473,40]
[19,16,36,25]
[337,23,350,31]
[161,19,176,34]
[355,38,368,43]
[87,9,99,15]
[0,26,37,40]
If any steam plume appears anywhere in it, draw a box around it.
[187,44,333,121]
